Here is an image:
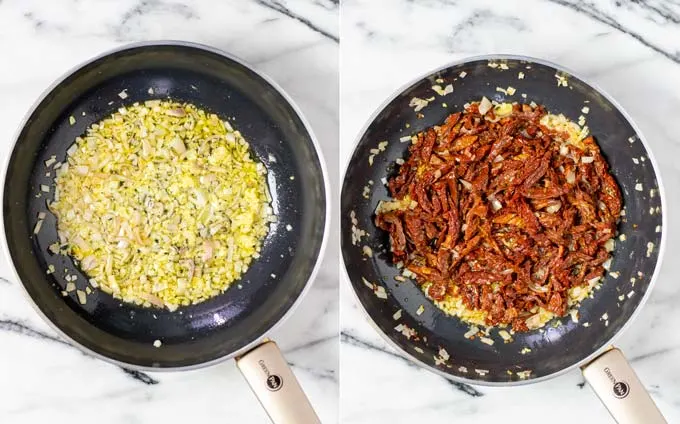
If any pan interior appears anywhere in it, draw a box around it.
[4,44,326,368]
[341,57,663,383]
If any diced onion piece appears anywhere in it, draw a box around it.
[581,156,595,164]
[494,103,513,117]
[646,242,654,257]
[74,166,89,175]
[464,326,479,338]
[480,337,494,345]
[81,255,97,270]
[67,144,78,156]
[517,370,532,380]
[489,195,502,211]
[529,283,549,293]
[459,179,473,190]
[545,201,562,213]
[525,314,544,329]
[170,137,186,154]
[604,239,615,252]
[478,97,492,115]
[77,290,87,305]
[33,220,44,234]
[165,108,186,117]
[409,97,430,112]
[499,330,512,341]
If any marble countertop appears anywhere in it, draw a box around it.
[340,0,680,423]
[0,1,338,423]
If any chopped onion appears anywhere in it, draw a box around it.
[81,255,97,270]
[165,108,186,117]
[202,240,214,262]
[545,201,562,213]
[33,219,44,234]
[499,330,512,341]
[464,326,479,338]
[171,137,186,154]
[604,239,615,252]
[566,170,576,184]
[525,314,543,329]
[581,156,595,164]
[587,276,601,286]
[74,165,89,175]
[529,283,549,293]
[480,337,494,345]
[478,96,492,115]
[142,139,153,157]
[489,195,503,211]
[459,179,473,190]
[140,293,165,307]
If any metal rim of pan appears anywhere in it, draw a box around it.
[0,40,332,372]
[341,53,667,387]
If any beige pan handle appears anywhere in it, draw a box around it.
[236,340,321,424]
[582,347,666,424]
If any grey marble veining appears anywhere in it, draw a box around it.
[340,0,680,423]
[0,1,338,423]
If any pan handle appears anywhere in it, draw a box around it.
[236,340,321,424]
[582,347,666,424]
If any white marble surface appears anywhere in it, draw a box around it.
[0,1,338,423]
[340,0,680,423]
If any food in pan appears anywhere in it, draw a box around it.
[49,100,274,310]
[375,99,622,331]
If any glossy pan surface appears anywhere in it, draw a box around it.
[341,55,665,385]
[3,42,328,370]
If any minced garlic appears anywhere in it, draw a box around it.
[50,100,274,310]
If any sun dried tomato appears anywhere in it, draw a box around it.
[375,102,622,330]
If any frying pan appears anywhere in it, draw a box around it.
[2,41,328,424]
[341,55,666,423]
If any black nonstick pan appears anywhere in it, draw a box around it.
[341,55,666,423]
[2,41,328,424]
